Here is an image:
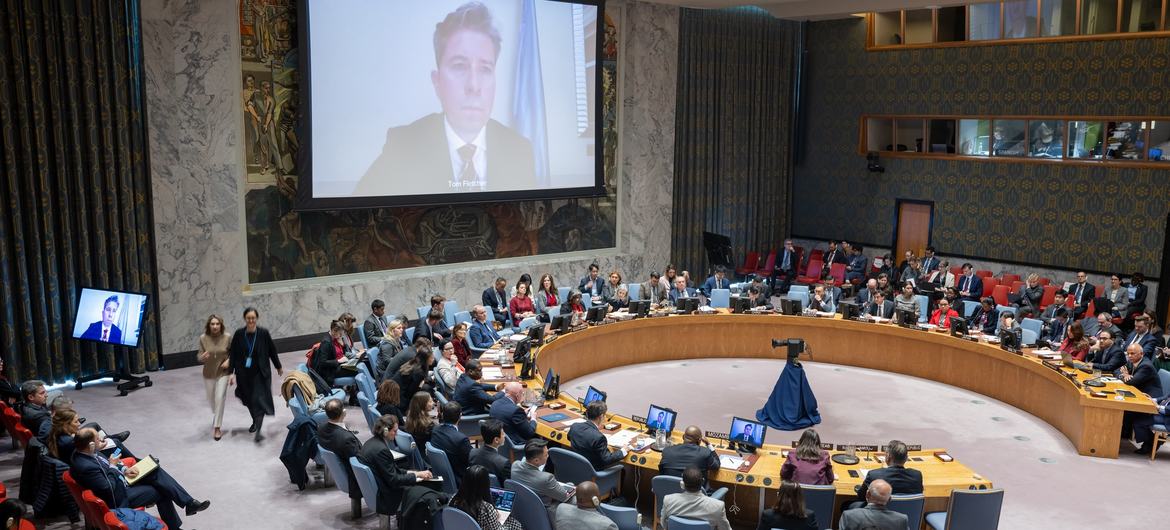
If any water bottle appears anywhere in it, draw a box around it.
[655,429,668,451]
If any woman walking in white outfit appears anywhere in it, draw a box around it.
[198,314,232,441]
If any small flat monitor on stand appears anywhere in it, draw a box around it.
[586,304,608,323]
[779,298,803,315]
[677,297,699,314]
[549,314,572,334]
[527,325,546,342]
[645,404,677,436]
[729,416,766,453]
[950,317,969,337]
[732,296,752,314]
[839,301,860,320]
[583,386,607,406]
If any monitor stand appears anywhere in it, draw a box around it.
[74,349,152,396]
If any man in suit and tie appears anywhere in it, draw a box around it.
[844,245,868,283]
[413,309,448,345]
[855,279,879,305]
[699,265,731,298]
[1087,329,1126,372]
[668,276,695,306]
[1043,307,1070,344]
[659,426,720,489]
[79,295,123,344]
[362,299,391,348]
[1122,314,1159,359]
[1069,271,1096,312]
[808,284,836,314]
[839,480,908,530]
[353,2,535,196]
[919,246,939,274]
[864,291,895,319]
[430,402,473,480]
[358,415,434,516]
[489,382,536,442]
[745,286,772,310]
[510,440,575,522]
[469,420,512,481]
[1040,290,1068,324]
[660,467,732,530]
[969,297,1000,334]
[1117,343,1163,397]
[455,360,507,415]
[568,401,627,472]
[956,263,983,303]
[318,399,363,502]
[770,239,799,294]
[579,263,604,300]
[822,240,848,277]
[852,441,923,505]
[480,278,511,326]
[70,429,209,530]
[469,306,501,350]
[640,271,667,305]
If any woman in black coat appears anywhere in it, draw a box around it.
[758,480,818,530]
[228,307,283,443]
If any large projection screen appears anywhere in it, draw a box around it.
[296,0,605,210]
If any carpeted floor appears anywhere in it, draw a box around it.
[3,352,1165,529]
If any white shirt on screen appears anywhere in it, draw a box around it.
[444,119,487,191]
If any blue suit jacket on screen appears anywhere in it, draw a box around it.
[80,322,122,344]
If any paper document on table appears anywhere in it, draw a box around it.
[857,468,870,479]
[481,367,505,379]
[510,334,528,341]
[562,418,588,426]
[1099,376,1120,383]
[719,455,744,469]
[605,430,641,447]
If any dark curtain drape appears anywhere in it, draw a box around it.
[672,7,799,279]
[0,0,159,384]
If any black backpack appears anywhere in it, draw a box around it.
[399,485,449,529]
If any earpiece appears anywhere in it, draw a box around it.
[592,496,601,508]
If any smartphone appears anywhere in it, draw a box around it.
[848,469,859,478]
[110,448,122,460]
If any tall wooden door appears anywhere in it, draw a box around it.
[894,201,933,261]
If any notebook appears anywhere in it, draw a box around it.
[125,455,160,486]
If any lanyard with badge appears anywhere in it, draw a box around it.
[244,332,256,368]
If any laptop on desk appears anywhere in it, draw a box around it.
[490,487,516,522]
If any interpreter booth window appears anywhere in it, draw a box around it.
[928,119,957,153]
[895,119,925,152]
[1004,0,1039,38]
[1028,120,1064,158]
[936,7,967,42]
[874,11,902,45]
[958,119,991,156]
[1082,0,1120,35]
[1040,0,1079,36]
[867,118,895,152]
[990,119,1027,157]
[1121,0,1163,32]
[1147,121,1170,162]
[904,9,934,44]
[1068,121,1106,159]
[969,2,1002,40]
[1104,121,1144,160]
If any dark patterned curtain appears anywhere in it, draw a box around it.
[672,7,799,278]
[0,0,159,384]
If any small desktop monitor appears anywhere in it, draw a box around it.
[729,416,766,448]
[950,317,969,336]
[646,404,677,434]
[894,308,915,327]
[779,297,803,315]
[732,296,752,314]
[527,324,546,342]
[549,314,572,333]
[72,287,150,348]
[628,300,647,316]
[838,301,860,320]
[677,297,699,313]
[489,487,515,513]
[586,304,608,323]
[583,386,607,406]
[542,368,559,398]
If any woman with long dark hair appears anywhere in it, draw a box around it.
[451,465,522,530]
[227,307,283,443]
[392,343,434,409]
[403,391,436,449]
[757,480,818,530]
[780,428,834,485]
[375,380,404,423]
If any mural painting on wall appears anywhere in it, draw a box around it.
[239,1,620,283]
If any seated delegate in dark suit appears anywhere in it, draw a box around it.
[78,294,124,344]
[1117,344,1164,398]
[640,273,667,305]
[481,278,511,325]
[968,297,999,334]
[18,381,50,434]
[358,415,434,515]
[469,307,501,349]
[745,287,772,310]
[1068,272,1095,310]
[1122,316,1159,359]
[1088,331,1126,372]
[863,293,895,319]
[567,402,626,471]
[1134,394,1170,455]
[659,426,720,489]
[70,429,208,530]
[454,361,506,415]
[844,247,868,283]
[770,240,799,293]
[854,441,922,504]
[311,323,353,388]
[489,382,536,442]
[318,399,362,500]
[699,266,731,298]
[955,265,983,303]
[579,264,604,299]
[414,310,449,344]
[431,402,473,480]
[470,420,512,481]
[668,277,695,306]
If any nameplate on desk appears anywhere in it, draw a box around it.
[705,431,729,441]
[879,444,921,452]
[631,415,647,424]
[838,444,879,452]
[793,441,836,450]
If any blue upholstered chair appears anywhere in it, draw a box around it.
[504,479,554,530]
[916,295,931,323]
[888,493,926,530]
[709,288,730,308]
[547,447,622,498]
[598,503,645,530]
[317,445,361,518]
[424,442,458,495]
[627,282,641,301]
[443,300,460,327]
[348,456,380,516]
[438,507,482,530]
[665,516,710,530]
[800,484,836,530]
[924,488,1004,530]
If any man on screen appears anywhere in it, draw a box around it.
[80,295,122,344]
[354,2,536,196]
[651,411,667,431]
[734,423,755,445]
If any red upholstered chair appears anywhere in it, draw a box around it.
[755,250,777,277]
[975,270,993,278]
[1086,301,1096,317]
[950,266,963,279]
[1000,273,1020,284]
[827,263,847,286]
[1010,281,1025,294]
[1037,277,1051,286]
[63,471,101,529]
[1039,285,1058,309]
[808,249,824,261]
[1095,285,1104,297]
[734,251,760,278]
[992,285,1010,306]
[981,277,999,298]
[1,406,32,448]
[797,259,823,284]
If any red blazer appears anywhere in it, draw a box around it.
[930,308,959,329]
